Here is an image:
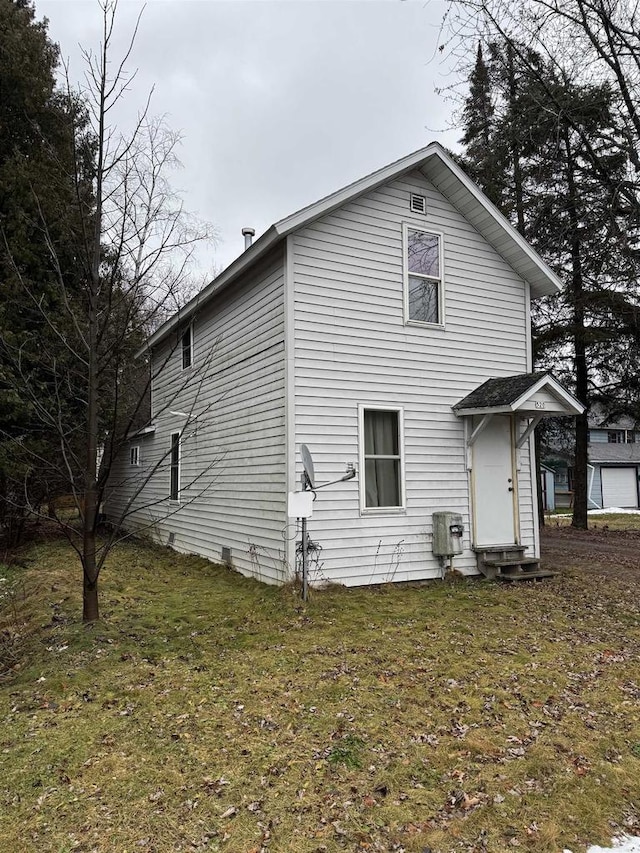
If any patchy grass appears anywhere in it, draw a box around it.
[587,513,640,531]
[546,511,640,531]
[1,538,639,853]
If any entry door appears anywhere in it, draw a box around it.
[472,415,517,546]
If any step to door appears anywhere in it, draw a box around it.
[474,548,556,582]
[497,568,557,582]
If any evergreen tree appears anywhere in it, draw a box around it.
[460,44,502,207]
[0,0,90,540]
[459,43,637,528]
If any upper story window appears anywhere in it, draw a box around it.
[130,445,140,466]
[359,405,405,511]
[608,430,624,443]
[403,225,443,326]
[181,325,193,370]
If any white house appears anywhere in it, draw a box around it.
[106,142,584,586]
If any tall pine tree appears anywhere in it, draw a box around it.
[0,0,90,540]
[459,43,635,528]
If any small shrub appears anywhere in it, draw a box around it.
[327,734,365,769]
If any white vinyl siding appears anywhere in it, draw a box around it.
[107,165,541,588]
[292,169,534,585]
[106,248,288,584]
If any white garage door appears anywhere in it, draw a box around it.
[601,467,639,508]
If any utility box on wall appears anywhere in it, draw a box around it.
[432,512,464,557]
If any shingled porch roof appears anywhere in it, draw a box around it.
[453,373,584,417]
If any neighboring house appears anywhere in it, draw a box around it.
[588,414,640,509]
[539,464,556,512]
[106,142,583,586]
[542,451,575,509]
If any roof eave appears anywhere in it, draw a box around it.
[453,405,516,416]
[420,151,562,299]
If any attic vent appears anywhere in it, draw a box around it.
[221,546,232,565]
[167,532,175,546]
[410,193,426,215]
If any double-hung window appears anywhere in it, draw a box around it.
[169,432,181,501]
[181,325,193,370]
[403,225,443,325]
[359,406,405,510]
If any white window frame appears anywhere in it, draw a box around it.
[130,445,140,466]
[169,431,181,502]
[402,223,445,328]
[181,324,193,370]
[357,404,406,514]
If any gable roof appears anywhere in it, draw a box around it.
[453,372,585,417]
[142,142,563,355]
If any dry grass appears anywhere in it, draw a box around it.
[545,511,640,531]
[1,536,639,853]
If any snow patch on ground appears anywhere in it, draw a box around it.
[588,507,640,515]
[565,838,640,853]
[548,507,640,518]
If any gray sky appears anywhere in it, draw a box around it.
[38,0,462,278]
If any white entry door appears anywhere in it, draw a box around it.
[601,467,639,508]
[472,415,517,546]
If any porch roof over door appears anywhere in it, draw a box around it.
[452,372,585,418]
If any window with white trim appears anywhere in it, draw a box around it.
[404,226,443,325]
[360,406,404,509]
[169,432,181,501]
[130,445,140,466]
[181,325,192,370]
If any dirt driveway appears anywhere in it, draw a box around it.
[541,524,640,581]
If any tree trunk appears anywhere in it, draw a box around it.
[563,126,589,529]
[83,566,99,621]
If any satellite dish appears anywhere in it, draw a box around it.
[300,444,315,489]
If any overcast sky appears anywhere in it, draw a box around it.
[37,0,462,278]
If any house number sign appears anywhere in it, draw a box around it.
[534,401,545,409]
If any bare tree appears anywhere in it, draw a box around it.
[1,0,216,620]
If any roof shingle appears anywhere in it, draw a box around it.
[453,372,548,412]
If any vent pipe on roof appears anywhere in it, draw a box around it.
[242,227,255,250]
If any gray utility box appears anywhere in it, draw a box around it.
[432,512,464,557]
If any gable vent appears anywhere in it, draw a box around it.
[410,193,426,215]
